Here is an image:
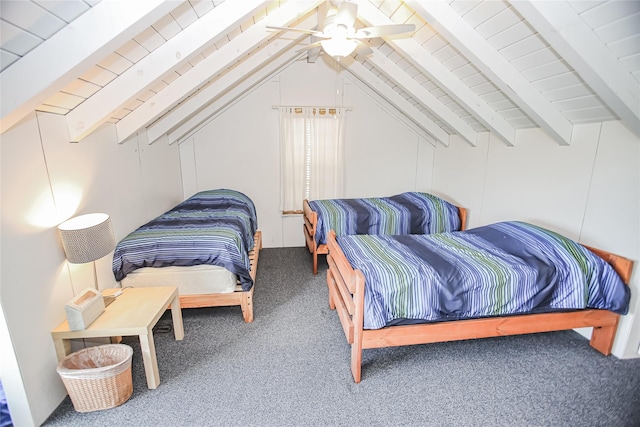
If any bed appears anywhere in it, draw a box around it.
[325,221,633,382]
[112,189,262,322]
[303,192,467,274]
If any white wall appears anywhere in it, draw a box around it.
[0,112,183,426]
[431,121,640,358]
[181,58,639,359]
[342,77,429,198]
[180,58,434,248]
[580,122,640,358]
[1,57,638,426]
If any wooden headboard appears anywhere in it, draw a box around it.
[584,245,634,284]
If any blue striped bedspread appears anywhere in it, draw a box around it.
[309,192,462,246]
[112,189,258,291]
[336,221,630,330]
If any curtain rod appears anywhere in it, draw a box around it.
[272,105,352,110]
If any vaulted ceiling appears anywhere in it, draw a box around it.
[1,0,639,148]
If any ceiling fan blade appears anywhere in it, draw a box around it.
[354,43,373,57]
[266,26,326,37]
[296,41,324,53]
[334,1,357,28]
[352,24,416,39]
[317,1,330,29]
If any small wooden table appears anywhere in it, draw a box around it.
[51,286,184,389]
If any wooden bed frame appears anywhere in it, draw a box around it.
[175,230,262,323]
[326,230,633,383]
[303,199,468,275]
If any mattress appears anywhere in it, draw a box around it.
[121,264,238,295]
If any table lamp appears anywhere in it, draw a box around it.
[58,213,116,291]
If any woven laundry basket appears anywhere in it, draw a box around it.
[56,344,133,412]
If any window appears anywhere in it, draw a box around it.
[278,106,346,212]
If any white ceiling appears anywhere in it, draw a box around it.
[1,0,638,147]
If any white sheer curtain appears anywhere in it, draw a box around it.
[279,106,346,212]
[279,107,307,212]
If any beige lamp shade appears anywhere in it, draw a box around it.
[58,213,116,264]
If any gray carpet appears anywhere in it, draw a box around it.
[44,247,640,426]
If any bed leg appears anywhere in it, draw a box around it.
[240,292,254,323]
[589,324,617,355]
[313,251,318,275]
[351,270,365,383]
[351,339,362,383]
[326,269,336,310]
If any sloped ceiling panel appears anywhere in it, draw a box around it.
[346,56,451,146]
[353,0,516,145]
[511,0,640,135]
[68,0,274,142]
[147,37,307,144]
[0,0,179,134]
[0,0,638,147]
[115,0,324,144]
[407,0,574,145]
[362,43,481,145]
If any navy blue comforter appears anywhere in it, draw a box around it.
[337,221,630,329]
[112,189,257,290]
[310,192,462,245]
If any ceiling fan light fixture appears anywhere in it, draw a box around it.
[268,1,414,59]
[321,37,358,57]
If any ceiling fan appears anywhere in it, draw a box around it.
[267,1,416,58]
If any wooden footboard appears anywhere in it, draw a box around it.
[326,230,633,383]
[179,230,262,322]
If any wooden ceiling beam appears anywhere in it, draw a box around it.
[354,0,516,146]
[115,0,322,144]
[65,0,272,142]
[170,49,305,145]
[344,59,450,146]
[344,69,437,145]
[164,12,323,144]
[148,36,307,144]
[511,0,640,137]
[306,1,329,64]
[0,0,180,134]
[366,46,479,146]
[407,0,574,145]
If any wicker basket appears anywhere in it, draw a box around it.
[56,344,133,412]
